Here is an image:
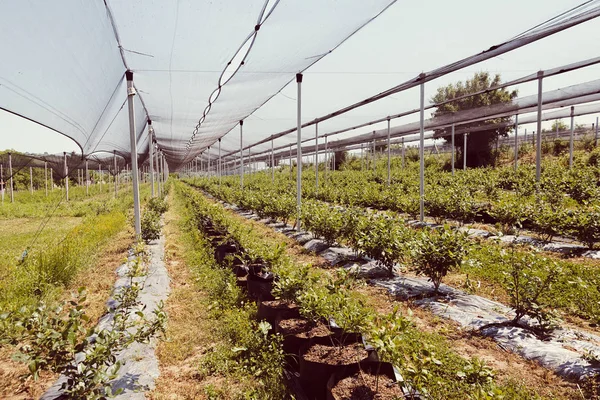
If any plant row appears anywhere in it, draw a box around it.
[188,178,600,327]
[177,182,543,399]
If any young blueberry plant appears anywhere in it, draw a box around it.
[501,242,561,331]
[411,226,469,294]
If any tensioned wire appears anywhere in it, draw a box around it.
[216,1,600,160]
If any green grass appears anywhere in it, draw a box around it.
[0,183,151,311]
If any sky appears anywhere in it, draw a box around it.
[1,0,599,159]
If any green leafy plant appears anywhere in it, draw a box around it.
[501,243,561,329]
[141,210,161,242]
[412,226,468,293]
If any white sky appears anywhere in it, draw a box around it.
[1,0,599,157]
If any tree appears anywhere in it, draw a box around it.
[333,150,347,170]
[431,72,517,168]
[547,119,568,133]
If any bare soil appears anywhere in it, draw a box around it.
[277,318,332,339]
[303,343,368,365]
[331,372,403,400]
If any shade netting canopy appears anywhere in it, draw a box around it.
[0,0,396,170]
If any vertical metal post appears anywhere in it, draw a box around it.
[324,135,328,185]
[64,152,69,201]
[148,121,155,197]
[419,76,425,223]
[569,106,575,169]
[314,123,318,192]
[29,167,33,194]
[271,138,275,184]
[372,137,376,174]
[126,71,141,238]
[240,120,244,189]
[296,73,303,231]
[514,115,519,171]
[208,146,211,177]
[401,137,405,168]
[386,118,391,186]
[0,164,3,203]
[156,149,161,197]
[50,167,54,192]
[451,124,455,176]
[85,159,89,196]
[219,138,222,186]
[289,144,292,176]
[361,143,364,171]
[463,134,468,170]
[8,153,13,203]
[99,165,102,193]
[44,162,48,196]
[113,150,118,197]
[8,153,15,203]
[595,117,598,147]
[536,71,544,182]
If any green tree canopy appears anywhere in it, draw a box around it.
[431,72,517,167]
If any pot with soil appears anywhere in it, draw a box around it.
[299,342,370,399]
[258,300,300,327]
[247,271,275,301]
[276,318,334,367]
[233,263,248,278]
[326,361,405,400]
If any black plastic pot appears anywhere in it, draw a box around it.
[214,243,238,264]
[236,275,248,290]
[326,361,402,400]
[233,263,248,278]
[257,300,300,327]
[298,342,370,400]
[247,272,274,301]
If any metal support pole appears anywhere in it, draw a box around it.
[8,153,13,203]
[372,137,376,174]
[148,121,155,197]
[125,71,142,237]
[401,138,405,168]
[29,167,33,194]
[463,134,468,170]
[113,150,118,197]
[99,165,102,193]
[361,144,364,171]
[296,73,303,231]
[240,121,244,189]
[324,135,328,185]
[595,117,598,147]
[85,159,89,196]
[271,138,275,184]
[569,106,575,169]
[219,138,222,186]
[44,162,48,196]
[0,164,3,203]
[514,115,519,171]
[419,77,425,223]
[314,123,318,192]
[451,124,455,176]
[64,152,69,201]
[289,144,292,176]
[207,146,211,177]
[156,149,161,197]
[386,118,391,186]
[536,71,544,182]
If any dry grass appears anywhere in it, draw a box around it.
[151,194,251,400]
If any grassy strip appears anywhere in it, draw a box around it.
[0,185,150,311]
[153,182,287,399]
[179,181,541,400]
